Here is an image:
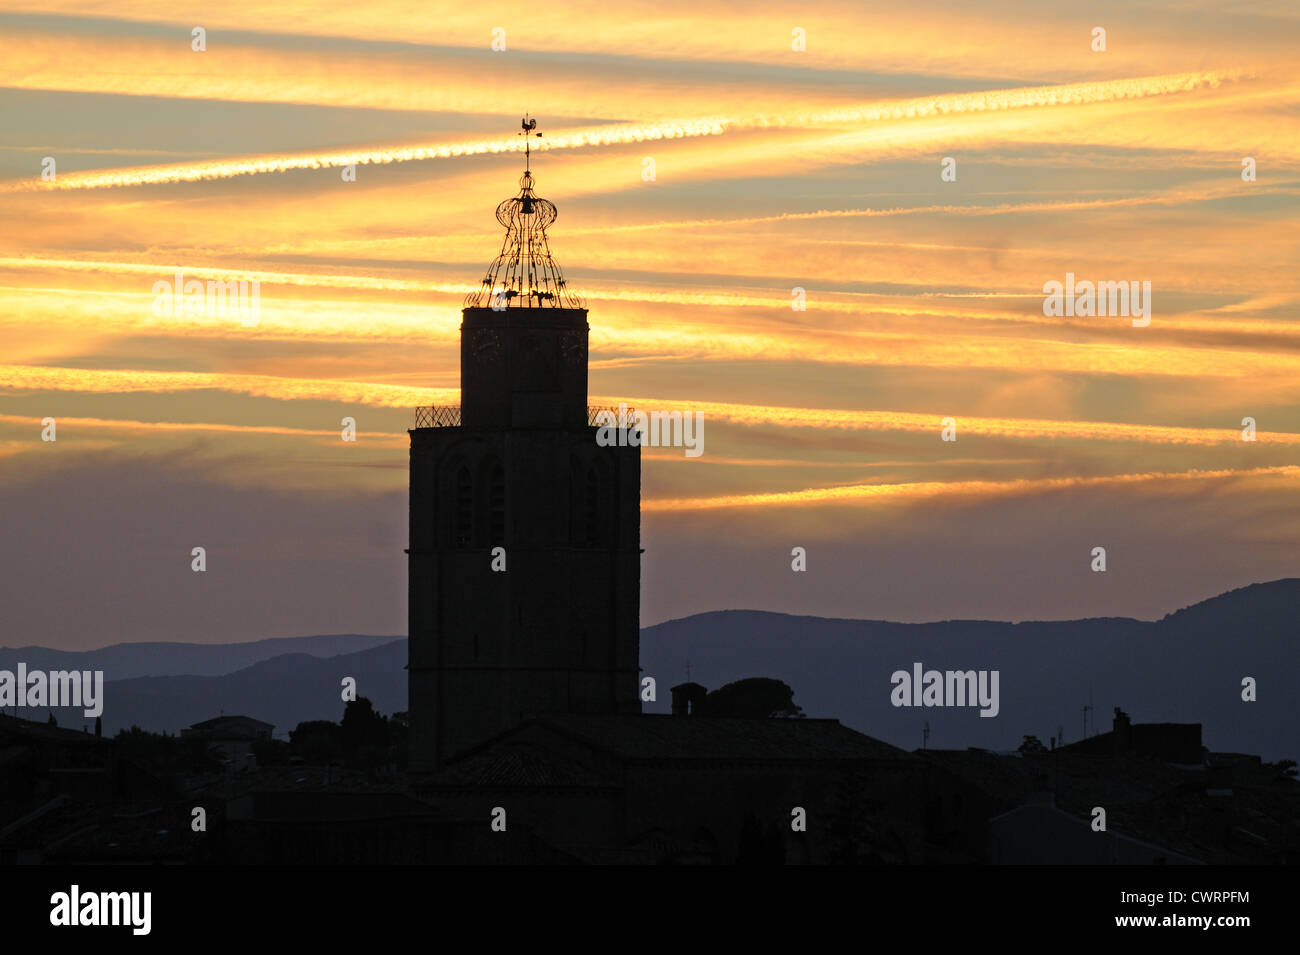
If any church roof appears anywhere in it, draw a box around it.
[435,714,913,777]
[184,715,274,738]
[431,743,617,789]
[535,714,912,762]
[0,713,110,746]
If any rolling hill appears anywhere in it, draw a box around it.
[11,581,1296,761]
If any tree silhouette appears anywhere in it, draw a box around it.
[114,725,222,773]
[290,699,398,772]
[289,720,341,763]
[1018,735,1048,755]
[700,678,805,718]
[252,736,291,766]
[340,696,390,771]
[388,711,410,771]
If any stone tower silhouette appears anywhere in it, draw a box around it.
[407,121,641,777]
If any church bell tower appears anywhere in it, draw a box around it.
[408,118,641,778]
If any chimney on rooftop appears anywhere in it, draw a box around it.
[670,682,707,716]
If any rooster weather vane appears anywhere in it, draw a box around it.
[465,115,584,309]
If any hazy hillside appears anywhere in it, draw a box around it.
[33,640,407,737]
[17,581,1298,761]
[640,579,1300,762]
[0,633,398,680]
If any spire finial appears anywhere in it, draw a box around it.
[463,115,583,310]
[520,114,540,175]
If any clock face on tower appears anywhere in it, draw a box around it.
[471,328,502,364]
[561,330,586,368]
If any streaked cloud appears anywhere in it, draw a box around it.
[643,465,1300,511]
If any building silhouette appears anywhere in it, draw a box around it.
[181,715,274,767]
[407,134,641,779]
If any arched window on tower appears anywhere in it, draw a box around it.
[488,462,505,544]
[584,465,600,546]
[568,456,583,545]
[454,466,473,547]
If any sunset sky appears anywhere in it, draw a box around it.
[1,0,1298,649]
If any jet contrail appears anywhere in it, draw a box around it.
[2,119,727,192]
[642,465,1300,511]
[6,70,1240,192]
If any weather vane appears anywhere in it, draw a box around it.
[520,114,542,173]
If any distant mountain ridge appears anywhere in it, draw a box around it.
[640,579,1300,763]
[90,641,409,739]
[8,581,1296,761]
[13,641,408,738]
[0,633,399,679]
